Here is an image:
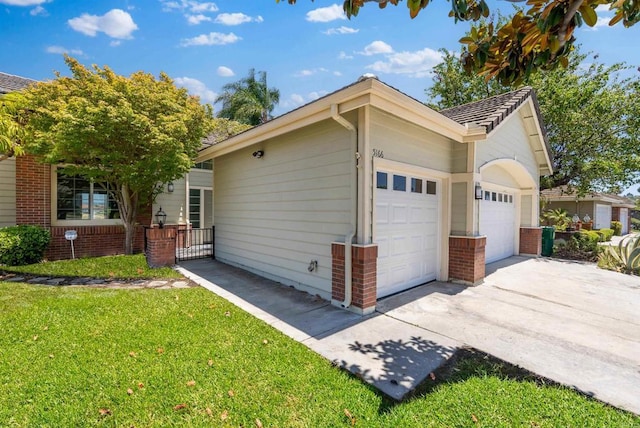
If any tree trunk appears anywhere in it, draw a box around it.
[117,184,139,255]
[123,221,135,255]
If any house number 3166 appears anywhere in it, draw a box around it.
[372,149,384,158]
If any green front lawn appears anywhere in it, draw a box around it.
[0,256,637,426]
[1,254,181,279]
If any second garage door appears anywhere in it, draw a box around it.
[480,189,516,263]
[375,170,440,298]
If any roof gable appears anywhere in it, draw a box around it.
[0,71,36,94]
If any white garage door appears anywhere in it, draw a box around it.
[375,171,439,298]
[595,204,612,230]
[480,189,516,264]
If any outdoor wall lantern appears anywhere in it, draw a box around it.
[167,182,175,193]
[252,150,264,158]
[583,213,591,223]
[155,207,167,229]
[474,183,483,200]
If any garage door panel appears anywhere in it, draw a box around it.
[375,170,440,298]
[376,203,389,223]
[481,190,516,264]
[392,204,408,223]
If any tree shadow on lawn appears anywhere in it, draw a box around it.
[337,345,604,416]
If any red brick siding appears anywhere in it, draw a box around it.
[519,227,542,256]
[449,236,486,284]
[16,155,51,227]
[15,155,151,261]
[145,227,176,267]
[332,243,378,311]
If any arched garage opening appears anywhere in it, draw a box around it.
[479,159,537,263]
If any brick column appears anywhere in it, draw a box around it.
[448,236,486,285]
[145,227,176,267]
[520,227,542,256]
[332,242,378,315]
[16,155,51,227]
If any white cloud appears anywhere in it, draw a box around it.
[186,14,212,25]
[161,0,218,13]
[68,9,138,39]
[0,0,46,5]
[161,1,219,24]
[214,12,263,25]
[217,66,234,77]
[366,47,443,78]
[338,51,353,60]
[333,71,342,76]
[289,94,305,105]
[324,26,358,35]
[360,40,393,56]
[110,40,122,47]
[306,4,346,22]
[282,90,329,109]
[174,77,217,103]
[180,32,241,46]
[293,68,329,77]
[29,5,47,15]
[46,45,84,56]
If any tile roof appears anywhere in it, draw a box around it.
[439,87,535,134]
[0,71,36,94]
[541,186,636,207]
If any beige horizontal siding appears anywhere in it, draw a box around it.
[0,159,16,227]
[214,119,353,297]
[369,108,457,173]
[477,112,538,180]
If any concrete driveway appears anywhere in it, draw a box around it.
[180,256,640,415]
[378,256,640,414]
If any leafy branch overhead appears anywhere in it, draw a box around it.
[281,0,640,84]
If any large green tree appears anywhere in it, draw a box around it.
[0,92,27,161]
[215,69,280,126]
[282,0,639,85]
[426,48,640,195]
[21,56,214,254]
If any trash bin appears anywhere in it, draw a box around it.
[541,226,555,257]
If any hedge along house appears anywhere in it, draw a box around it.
[541,186,635,234]
[197,76,553,314]
[0,71,212,260]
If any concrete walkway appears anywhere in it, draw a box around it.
[178,257,640,414]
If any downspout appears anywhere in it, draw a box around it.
[331,104,358,309]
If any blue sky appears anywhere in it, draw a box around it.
[1,0,639,193]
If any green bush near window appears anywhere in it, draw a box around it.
[0,225,51,266]
[610,221,623,236]
[597,228,614,242]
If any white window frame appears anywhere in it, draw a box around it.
[51,167,122,227]
[188,186,212,229]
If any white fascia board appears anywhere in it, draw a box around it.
[196,78,485,161]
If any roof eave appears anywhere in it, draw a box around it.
[197,78,486,161]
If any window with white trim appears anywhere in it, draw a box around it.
[56,172,118,221]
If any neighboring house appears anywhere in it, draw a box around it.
[196,76,553,314]
[541,186,635,234]
[0,71,212,259]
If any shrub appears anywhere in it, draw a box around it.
[554,231,600,262]
[610,221,623,236]
[598,235,640,275]
[0,225,51,266]
[597,228,614,242]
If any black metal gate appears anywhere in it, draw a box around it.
[176,227,215,262]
